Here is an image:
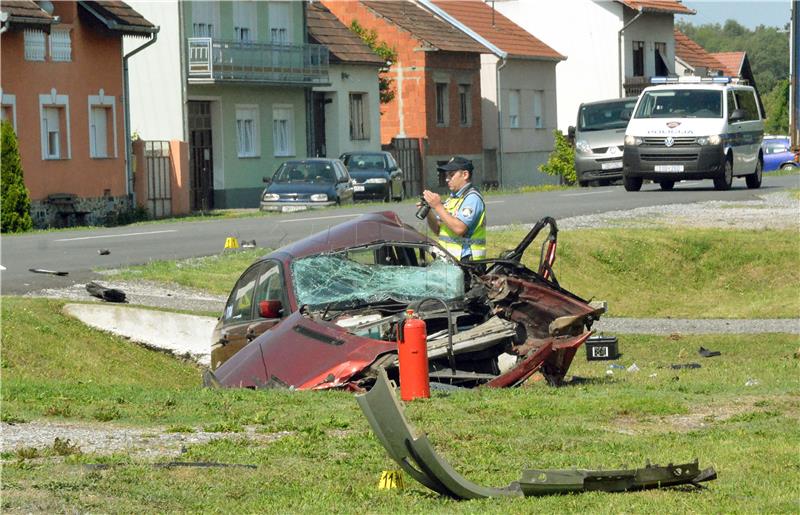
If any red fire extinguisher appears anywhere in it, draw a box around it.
[397,309,429,401]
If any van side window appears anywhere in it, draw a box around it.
[726,91,737,116]
[733,90,759,121]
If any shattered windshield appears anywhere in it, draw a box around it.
[292,247,464,309]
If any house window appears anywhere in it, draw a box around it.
[458,84,471,127]
[632,41,645,77]
[40,92,71,160]
[49,28,72,62]
[509,89,520,129]
[192,1,218,37]
[24,29,46,61]
[268,2,292,44]
[654,42,669,76]
[272,105,294,157]
[1,93,17,132]
[533,90,544,129]
[435,82,449,126]
[236,106,260,157]
[88,92,117,158]
[89,107,110,158]
[349,93,369,140]
[234,1,256,42]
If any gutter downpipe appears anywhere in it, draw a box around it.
[618,9,643,97]
[123,28,159,203]
[496,57,508,186]
[417,0,508,185]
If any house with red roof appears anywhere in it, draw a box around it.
[0,0,157,227]
[322,0,491,192]
[426,0,566,186]
[494,0,695,131]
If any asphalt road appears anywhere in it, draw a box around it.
[2,174,798,295]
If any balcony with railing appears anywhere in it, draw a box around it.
[187,38,330,86]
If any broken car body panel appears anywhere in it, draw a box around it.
[208,212,603,391]
[357,369,718,499]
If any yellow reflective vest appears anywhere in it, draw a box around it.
[437,187,486,260]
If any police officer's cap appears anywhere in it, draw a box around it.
[437,156,473,173]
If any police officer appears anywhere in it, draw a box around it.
[420,156,486,261]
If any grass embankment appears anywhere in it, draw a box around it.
[108,228,800,318]
[2,297,799,511]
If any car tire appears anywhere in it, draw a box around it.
[578,180,588,187]
[745,159,763,189]
[383,186,391,203]
[623,175,642,192]
[659,180,675,191]
[713,158,733,191]
[780,163,797,171]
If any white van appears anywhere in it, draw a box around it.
[622,77,763,191]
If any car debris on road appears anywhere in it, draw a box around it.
[204,212,605,391]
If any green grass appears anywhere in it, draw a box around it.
[2,297,799,512]
[105,227,800,318]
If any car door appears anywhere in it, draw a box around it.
[248,260,289,340]
[335,161,354,203]
[733,88,762,173]
[214,264,261,368]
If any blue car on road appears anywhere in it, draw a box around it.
[259,159,355,212]
[762,136,797,172]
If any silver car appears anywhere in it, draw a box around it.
[569,97,637,186]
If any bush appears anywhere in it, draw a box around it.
[1,121,33,233]
[539,130,576,185]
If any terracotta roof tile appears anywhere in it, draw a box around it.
[0,0,54,24]
[361,0,489,53]
[710,52,745,77]
[307,3,385,65]
[430,0,563,60]
[79,1,156,33]
[616,0,695,15]
[673,28,721,69]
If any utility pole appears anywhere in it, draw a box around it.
[791,0,799,153]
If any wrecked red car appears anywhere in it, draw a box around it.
[204,211,604,391]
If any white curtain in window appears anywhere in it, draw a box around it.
[234,1,256,42]
[24,30,46,61]
[192,1,218,37]
[273,107,293,156]
[49,28,72,62]
[90,107,108,158]
[533,90,543,129]
[43,107,60,158]
[509,90,520,128]
[268,2,291,44]
[236,107,258,157]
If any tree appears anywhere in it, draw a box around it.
[764,79,789,134]
[1,121,33,233]
[539,130,576,185]
[349,20,398,104]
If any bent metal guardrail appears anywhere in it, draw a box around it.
[187,37,330,85]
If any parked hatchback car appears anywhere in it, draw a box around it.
[260,159,355,212]
[340,151,405,201]
[762,136,797,171]
[205,212,604,392]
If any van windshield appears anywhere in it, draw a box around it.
[578,100,637,131]
[634,89,723,119]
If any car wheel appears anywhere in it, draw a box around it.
[713,158,733,190]
[659,180,675,191]
[780,163,797,171]
[383,186,391,203]
[745,159,763,189]
[578,180,588,187]
[623,175,642,192]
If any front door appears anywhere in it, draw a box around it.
[188,101,214,211]
[312,92,328,157]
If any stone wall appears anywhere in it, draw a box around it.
[30,195,132,229]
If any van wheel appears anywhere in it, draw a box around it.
[714,159,733,190]
[659,180,675,191]
[623,175,642,192]
[746,159,763,189]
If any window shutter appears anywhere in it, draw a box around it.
[24,30,46,61]
[91,107,108,157]
[50,29,72,62]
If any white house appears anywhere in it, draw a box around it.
[494,0,695,132]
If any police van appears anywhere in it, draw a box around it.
[622,77,763,191]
